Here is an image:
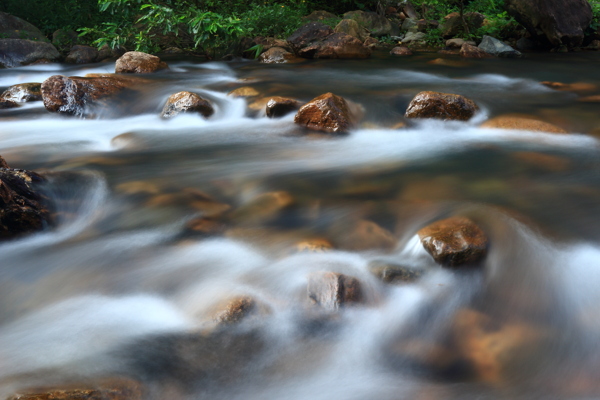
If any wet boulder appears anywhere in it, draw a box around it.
[265,96,302,118]
[0,166,52,241]
[0,39,60,68]
[417,216,488,267]
[460,43,493,58]
[115,51,168,74]
[65,45,99,64]
[343,10,393,37]
[390,46,413,56]
[41,74,141,117]
[258,47,302,63]
[0,99,19,109]
[7,378,144,400]
[0,82,42,103]
[287,22,334,54]
[294,92,362,133]
[334,19,369,42]
[303,10,338,22]
[478,36,522,58]
[298,32,371,59]
[480,115,567,133]
[405,91,479,121]
[307,271,363,311]
[505,0,592,48]
[160,91,214,119]
[0,12,46,41]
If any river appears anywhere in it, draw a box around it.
[1,51,600,399]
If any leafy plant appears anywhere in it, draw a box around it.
[238,3,308,38]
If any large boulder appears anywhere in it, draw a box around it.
[299,32,372,59]
[0,12,46,41]
[41,74,140,117]
[418,216,488,267]
[115,51,168,73]
[440,12,485,38]
[505,0,593,47]
[343,10,393,37]
[294,92,361,133]
[0,39,59,68]
[478,35,522,58]
[460,43,493,58]
[65,45,100,64]
[160,91,214,119]
[0,83,42,103]
[287,22,334,54]
[405,91,479,121]
[334,19,369,42]
[265,96,302,118]
[0,166,52,241]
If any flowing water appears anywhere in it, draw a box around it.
[2,51,600,399]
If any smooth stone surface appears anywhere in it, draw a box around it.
[481,115,568,133]
[307,271,363,310]
[478,35,522,58]
[161,91,214,119]
[0,39,59,68]
[405,91,479,121]
[294,92,359,133]
[115,51,168,74]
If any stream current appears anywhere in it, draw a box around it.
[1,52,600,399]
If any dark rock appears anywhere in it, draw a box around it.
[298,32,371,59]
[369,260,424,283]
[115,51,168,74]
[265,96,302,118]
[390,46,413,56]
[287,22,334,54]
[446,38,475,48]
[516,37,539,51]
[41,74,142,117]
[6,378,144,400]
[65,45,99,64]
[160,91,214,119]
[0,99,19,109]
[417,216,488,267]
[258,47,302,63]
[343,10,393,37]
[0,12,46,41]
[0,168,52,241]
[478,35,522,58]
[440,12,485,38]
[403,3,420,19]
[1,83,42,102]
[294,92,360,133]
[0,39,59,68]
[405,91,479,121]
[52,29,79,51]
[460,43,493,58]
[252,36,293,53]
[307,271,363,310]
[330,219,396,251]
[505,0,592,48]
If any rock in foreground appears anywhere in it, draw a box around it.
[161,91,214,119]
[307,271,363,310]
[405,91,479,121]
[418,216,488,267]
[294,92,361,133]
[115,51,168,74]
[265,96,302,118]
[7,378,143,400]
[1,83,42,103]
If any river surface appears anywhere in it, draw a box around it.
[1,51,600,399]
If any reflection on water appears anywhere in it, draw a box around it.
[1,52,600,399]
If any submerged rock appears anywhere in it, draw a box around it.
[481,115,567,133]
[417,216,488,267]
[7,378,144,400]
[0,99,20,109]
[258,47,301,63]
[0,167,52,241]
[115,51,168,74]
[265,96,302,118]
[307,271,363,310]
[231,191,294,226]
[294,92,361,133]
[0,82,42,103]
[294,238,334,253]
[368,260,424,283]
[390,46,413,56]
[405,91,479,121]
[460,43,493,58]
[0,39,60,68]
[478,35,522,58]
[161,91,214,119]
[212,296,258,325]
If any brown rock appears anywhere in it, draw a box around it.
[405,91,479,121]
[363,36,380,49]
[231,191,294,225]
[307,271,363,310]
[227,86,259,98]
[294,238,334,253]
[65,45,99,64]
[512,151,571,172]
[368,260,424,283]
[334,19,369,42]
[480,115,567,133]
[332,219,396,251]
[213,296,257,324]
[460,43,493,58]
[258,47,302,63]
[0,99,19,109]
[0,168,52,241]
[299,32,371,59]
[115,51,168,74]
[418,216,488,267]
[265,96,302,118]
[1,83,42,102]
[7,378,143,400]
[183,216,226,237]
[41,74,140,116]
[427,58,468,67]
[294,92,360,133]
[303,10,338,22]
[0,155,9,168]
[390,46,413,56]
[577,95,600,103]
[287,22,334,54]
[540,81,597,93]
[160,91,214,119]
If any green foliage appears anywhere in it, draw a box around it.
[589,0,600,32]
[238,3,308,38]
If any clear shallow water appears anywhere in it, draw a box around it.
[1,52,600,399]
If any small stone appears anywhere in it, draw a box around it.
[480,115,567,133]
[65,45,100,64]
[417,216,488,267]
[294,92,361,133]
[295,238,334,253]
[390,46,413,56]
[232,191,294,225]
[160,91,214,119]
[368,260,424,283]
[405,91,479,121]
[265,96,302,118]
[258,47,302,63]
[460,43,493,58]
[1,83,42,102]
[115,51,168,74]
[228,86,260,98]
[213,296,257,324]
[446,38,466,48]
[307,271,363,310]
